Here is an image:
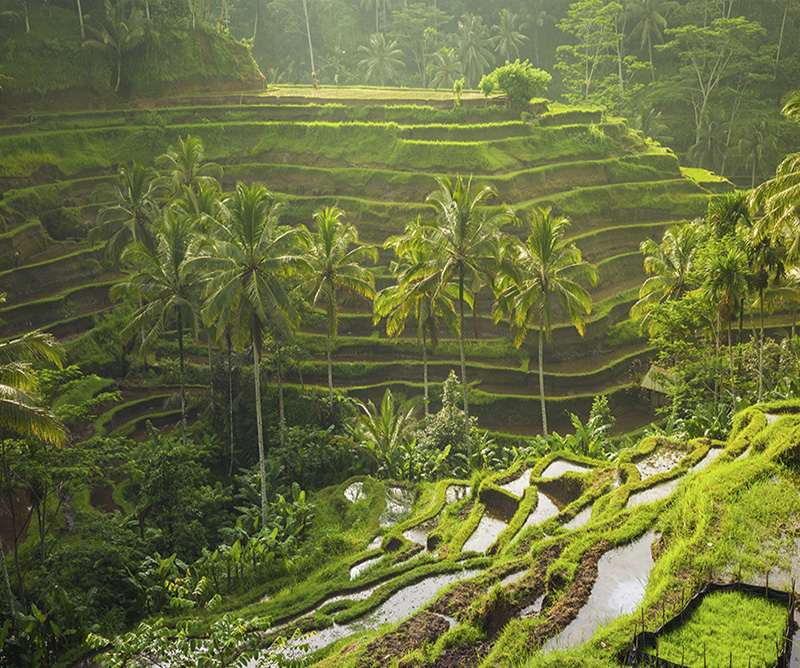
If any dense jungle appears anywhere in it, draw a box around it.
[1,0,800,666]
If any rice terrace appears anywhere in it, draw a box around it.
[1,1,800,667]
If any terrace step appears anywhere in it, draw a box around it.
[0,245,109,305]
[0,281,114,337]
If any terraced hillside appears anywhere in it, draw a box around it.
[0,88,733,437]
[100,401,800,668]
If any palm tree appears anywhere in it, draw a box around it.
[112,209,205,447]
[744,229,785,400]
[92,162,161,366]
[429,47,463,89]
[91,162,160,263]
[523,0,555,66]
[491,10,527,64]
[0,293,65,446]
[493,208,597,436]
[701,245,748,397]
[706,191,751,240]
[750,149,800,259]
[82,0,148,93]
[630,223,701,334]
[198,183,305,525]
[358,33,405,86]
[738,120,778,189]
[626,0,676,79]
[156,135,223,200]
[415,176,514,435]
[355,389,418,477]
[361,0,380,33]
[457,14,493,87]
[300,206,376,413]
[376,219,457,419]
[783,90,800,119]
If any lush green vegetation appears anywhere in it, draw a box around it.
[656,591,788,668]
[1,10,800,663]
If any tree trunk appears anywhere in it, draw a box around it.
[326,327,334,412]
[538,326,547,436]
[24,0,29,33]
[422,330,429,420]
[775,1,789,75]
[458,271,470,454]
[227,331,235,476]
[76,0,85,39]
[253,341,267,526]
[252,0,259,41]
[208,335,215,411]
[758,287,764,401]
[178,311,187,447]
[277,349,285,448]
[728,319,735,398]
[115,50,122,93]
[302,0,316,78]
[145,0,150,20]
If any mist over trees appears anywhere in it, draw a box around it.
[2,0,798,182]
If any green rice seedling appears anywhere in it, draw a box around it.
[655,590,787,668]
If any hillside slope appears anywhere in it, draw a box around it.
[0,89,731,437]
[0,5,262,111]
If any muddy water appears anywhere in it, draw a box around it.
[540,460,591,479]
[298,568,482,655]
[344,482,366,503]
[500,570,527,587]
[562,505,593,531]
[380,486,414,527]
[500,470,532,497]
[446,486,470,504]
[520,594,545,617]
[542,530,657,651]
[521,492,560,530]
[690,448,723,472]
[462,515,507,554]
[351,556,383,580]
[635,449,685,478]
[626,478,682,509]
[403,528,429,547]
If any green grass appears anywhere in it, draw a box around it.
[656,590,787,668]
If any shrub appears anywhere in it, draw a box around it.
[490,60,552,110]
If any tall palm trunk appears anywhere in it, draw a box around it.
[76,0,85,38]
[207,335,215,411]
[727,319,735,398]
[252,0,259,41]
[277,348,285,448]
[538,326,547,436]
[458,271,470,453]
[115,49,122,93]
[227,331,235,476]
[422,329,429,420]
[758,287,765,400]
[253,339,267,525]
[178,311,187,447]
[302,0,316,77]
[775,1,789,75]
[326,327,334,412]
